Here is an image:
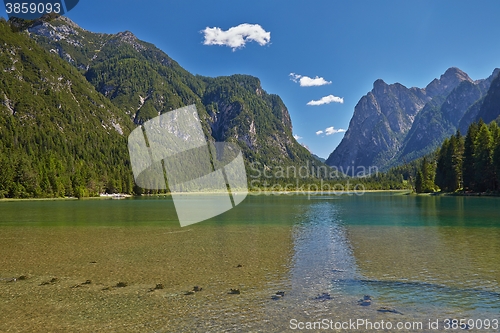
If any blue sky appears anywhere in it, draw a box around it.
[3,0,500,158]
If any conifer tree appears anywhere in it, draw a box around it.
[415,169,423,193]
[449,131,464,191]
[473,122,494,192]
[462,122,479,191]
[494,135,500,190]
[415,156,436,193]
[435,138,450,191]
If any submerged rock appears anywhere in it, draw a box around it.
[271,291,285,300]
[314,293,332,301]
[183,286,203,295]
[40,277,58,286]
[149,283,164,292]
[377,307,403,315]
[72,280,92,289]
[358,295,372,306]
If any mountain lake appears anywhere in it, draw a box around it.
[0,192,499,332]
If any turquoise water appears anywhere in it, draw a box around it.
[268,193,500,331]
[1,193,499,331]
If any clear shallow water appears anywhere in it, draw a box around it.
[272,193,500,331]
[0,193,499,332]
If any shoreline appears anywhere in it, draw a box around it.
[0,190,412,202]
[431,191,500,197]
[0,193,132,202]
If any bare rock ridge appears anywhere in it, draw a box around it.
[424,67,473,98]
[326,67,500,171]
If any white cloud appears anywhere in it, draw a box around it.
[307,95,344,106]
[202,23,271,50]
[293,134,303,140]
[289,73,331,87]
[316,126,346,137]
[325,126,346,135]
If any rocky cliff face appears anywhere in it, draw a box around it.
[200,75,309,166]
[326,67,500,172]
[398,79,479,162]
[475,71,500,125]
[424,67,473,98]
[325,79,429,171]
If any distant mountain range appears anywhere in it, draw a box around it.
[2,14,499,199]
[326,67,500,171]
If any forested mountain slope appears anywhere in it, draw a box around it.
[0,19,134,198]
[28,16,315,169]
[0,16,321,198]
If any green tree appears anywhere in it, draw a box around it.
[436,131,464,192]
[435,138,450,191]
[415,156,436,193]
[462,122,479,191]
[451,131,465,190]
[473,122,494,192]
[490,122,500,190]
[415,170,424,193]
[494,134,500,190]
[489,121,500,144]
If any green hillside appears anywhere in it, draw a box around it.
[28,16,322,178]
[0,19,136,198]
[0,16,325,198]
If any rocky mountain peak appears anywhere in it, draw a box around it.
[491,68,500,80]
[425,67,472,98]
[443,67,468,78]
[327,67,500,172]
[373,78,387,88]
[113,30,146,51]
[54,16,81,30]
[372,79,388,95]
[116,30,137,40]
